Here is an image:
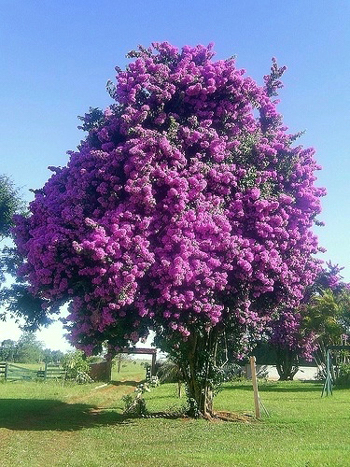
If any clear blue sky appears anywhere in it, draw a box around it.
[1,0,349,349]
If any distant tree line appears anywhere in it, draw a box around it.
[0,331,64,364]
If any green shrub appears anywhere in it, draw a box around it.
[122,384,149,416]
[61,351,90,380]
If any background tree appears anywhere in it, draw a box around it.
[337,287,350,335]
[42,348,65,364]
[0,339,17,362]
[0,174,23,241]
[269,309,317,381]
[0,334,65,364]
[0,174,27,326]
[269,264,349,380]
[310,287,350,377]
[12,43,324,417]
[15,331,44,363]
[0,174,23,288]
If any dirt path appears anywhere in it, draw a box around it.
[64,379,141,411]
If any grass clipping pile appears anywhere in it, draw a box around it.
[213,411,256,423]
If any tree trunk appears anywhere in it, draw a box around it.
[276,348,299,381]
[181,329,217,418]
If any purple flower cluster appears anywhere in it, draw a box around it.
[13,43,324,355]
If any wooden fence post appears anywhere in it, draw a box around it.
[250,356,261,419]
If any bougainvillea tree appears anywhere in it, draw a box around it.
[269,310,317,381]
[269,263,349,380]
[13,43,325,417]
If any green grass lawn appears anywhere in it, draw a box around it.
[0,363,349,466]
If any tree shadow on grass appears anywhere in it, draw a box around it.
[0,398,135,431]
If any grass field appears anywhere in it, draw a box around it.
[0,361,349,466]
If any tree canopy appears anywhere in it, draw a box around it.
[12,43,325,416]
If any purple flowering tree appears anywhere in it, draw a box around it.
[269,263,348,380]
[269,309,317,380]
[13,43,324,417]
